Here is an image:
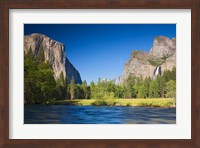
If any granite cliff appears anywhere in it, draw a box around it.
[116,36,176,84]
[24,33,82,84]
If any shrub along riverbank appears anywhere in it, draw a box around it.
[46,98,175,108]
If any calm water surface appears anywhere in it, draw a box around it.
[24,105,176,124]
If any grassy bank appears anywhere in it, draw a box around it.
[48,98,175,108]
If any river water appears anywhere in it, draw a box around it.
[24,105,176,124]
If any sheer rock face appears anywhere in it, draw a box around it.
[123,36,176,81]
[24,33,82,84]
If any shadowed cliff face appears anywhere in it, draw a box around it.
[24,33,82,84]
[65,57,82,84]
[119,36,176,83]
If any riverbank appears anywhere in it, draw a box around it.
[47,98,175,108]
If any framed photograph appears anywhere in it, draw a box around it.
[0,0,199,147]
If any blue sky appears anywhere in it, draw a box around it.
[24,24,176,83]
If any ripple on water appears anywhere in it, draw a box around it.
[24,105,176,124]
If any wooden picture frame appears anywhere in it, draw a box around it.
[0,0,199,147]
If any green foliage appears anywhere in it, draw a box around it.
[137,85,146,98]
[124,75,136,98]
[69,77,75,100]
[89,79,117,105]
[82,80,90,99]
[74,84,84,99]
[156,75,166,98]
[80,67,175,102]
[51,98,174,107]
[143,77,151,97]
[92,92,115,106]
[172,67,176,81]
[26,47,34,59]
[36,68,56,101]
[90,81,95,98]
[55,72,68,99]
[149,80,159,98]
[56,72,66,87]
[166,80,176,98]
[24,48,56,104]
[148,58,165,67]
[137,99,173,107]
[114,85,124,98]
[162,69,173,82]
[148,54,171,67]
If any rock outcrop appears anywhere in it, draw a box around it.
[121,36,176,83]
[149,36,176,58]
[24,33,82,84]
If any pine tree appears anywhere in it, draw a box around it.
[114,85,124,98]
[166,80,176,98]
[82,80,88,99]
[36,67,56,101]
[24,48,56,103]
[69,77,75,100]
[90,81,95,98]
[172,66,176,81]
[56,72,67,99]
[75,84,84,99]
[59,71,66,87]
[24,50,38,104]
[124,75,136,98]
[156,75,166,98]
[137,85,146,98]
[149,80,159,98]
[144,77,151,98]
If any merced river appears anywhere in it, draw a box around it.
[24,105,176,124]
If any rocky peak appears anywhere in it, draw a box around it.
[121,36,176,83]
[24,33,82,84]
[150,36,175,58]
[131,50,149,59]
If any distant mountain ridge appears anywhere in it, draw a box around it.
[115,35,176,84]
[24,33,82,84]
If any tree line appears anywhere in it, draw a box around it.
[24,49,176,104]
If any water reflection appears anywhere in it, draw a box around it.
[24,105,176,124]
